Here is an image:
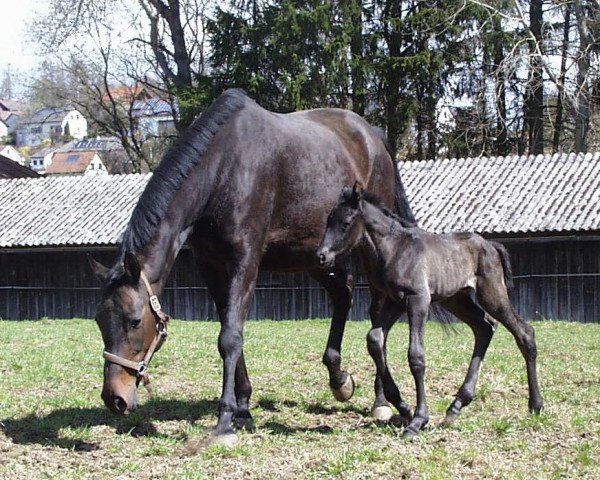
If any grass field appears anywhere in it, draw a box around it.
[0,318,599,479]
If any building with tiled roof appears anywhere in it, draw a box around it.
[45,150,107,176]
[15,107,88,147]
[1,153,600,321]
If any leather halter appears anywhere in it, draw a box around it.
[102,271,170,393]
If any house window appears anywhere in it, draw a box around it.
[66,155,80,163]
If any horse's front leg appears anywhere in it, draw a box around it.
[404,294,431,438]
[199,250,260,446]
[310,267,356,402]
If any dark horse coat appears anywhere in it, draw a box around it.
[91,89,415,443]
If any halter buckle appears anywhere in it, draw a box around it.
[149,295,162,313]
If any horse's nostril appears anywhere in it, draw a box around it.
[113,396,128,414]
[318,253,326,265]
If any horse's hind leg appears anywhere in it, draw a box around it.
[366,297,412,424]
[440,293,497,426]
[476,278,543,414]
[310,266,356,402]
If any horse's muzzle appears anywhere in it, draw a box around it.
[317,248,335,268]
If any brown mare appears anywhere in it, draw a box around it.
[90,89,416,445]
[317,182,543,437]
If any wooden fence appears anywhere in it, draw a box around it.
[1,236,600,322]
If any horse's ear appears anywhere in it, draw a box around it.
[88,255,109,283]
[123,252,141,283]
[352,181,364,204]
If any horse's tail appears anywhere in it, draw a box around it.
[491,241,514,291]
[370,125,417,226]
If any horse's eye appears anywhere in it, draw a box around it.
[130,318,142,329]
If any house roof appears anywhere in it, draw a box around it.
[20,107,75,125]
[45,150,100,174]
[0,99,23,112]
[399,152,600,235]
[0,174,150,247]
[1,152,600,249]
[0,154,39,179]
[133,98,173,117]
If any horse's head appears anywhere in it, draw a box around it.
[89,253,168,415]
[317,181,365,268]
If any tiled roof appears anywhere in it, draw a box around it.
[400,152,600,234]
[46,150,98,174]
[0,155,39,179]
[0,174,150,247]
[1,152,600,249]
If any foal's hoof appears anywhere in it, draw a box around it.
[209,433,239,448]
[371,405,394,422]
[331,374,355,402]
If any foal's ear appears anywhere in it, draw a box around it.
[352,181,364,204]
[88,255,110,283]
[123,252,141,283]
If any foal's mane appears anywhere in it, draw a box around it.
[362,191,415,228]
[120,89,249,255]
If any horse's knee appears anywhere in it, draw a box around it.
[367,328,384,356]
[218,327,243,359]
[407,348,426,376]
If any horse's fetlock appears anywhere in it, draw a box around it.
[322,347,341,368]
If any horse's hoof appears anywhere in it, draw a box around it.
[209,433,239,448]
[402,427,419,440]
[331,374,355,402]
[233,415,255,431]
[440,412,459,428]
[371,405,394,422]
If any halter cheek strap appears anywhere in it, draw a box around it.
[102,271,170,393]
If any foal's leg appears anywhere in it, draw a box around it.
[477,278,543,414]
[404,294,431,437]
[440,293,497,426]
[366,297,412,424]
[310,267,356,402]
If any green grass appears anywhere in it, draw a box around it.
[1,318,599,479]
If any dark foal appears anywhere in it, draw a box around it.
[317,182,543,437]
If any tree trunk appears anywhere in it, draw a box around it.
[552,3,571,153]
[493,13,508,156]
[348,1,365,116]
[573,1,591,153]
[526,0,544,155]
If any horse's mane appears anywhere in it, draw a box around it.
[362,191,415,228]
[120,89,249,255]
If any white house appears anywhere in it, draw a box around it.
[0,145,24,164]
[29,146,60,173]
[16,108,88,147]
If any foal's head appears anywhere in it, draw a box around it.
[90,253,164,415]
[317,181,366,268]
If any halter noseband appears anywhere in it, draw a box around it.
[102,271,170,393]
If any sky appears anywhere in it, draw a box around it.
[0,0,49,93]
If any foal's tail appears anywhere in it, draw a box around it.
[491,241,514,291]
[370,125,417,226]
